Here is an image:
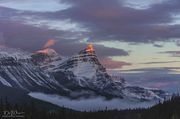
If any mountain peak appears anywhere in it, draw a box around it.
[86,44,95,53]
[36,48,58,57]
[0,46,168,102]
[31,48,61,65]
[79,44,95,55]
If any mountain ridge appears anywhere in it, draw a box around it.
[0,45,169,103]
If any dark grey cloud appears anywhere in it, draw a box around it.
[175,40,180,46]
[153,43,164,48]
[119,67,180,91]
[159,51,180,57]
[53,41,129,57]
[45,0,180,43]
[140,61,180,64]
[0,18,129,58]
[1,0,180,62]
[2,0,180,45]
[121,67,172,73]
[0,19,61,51]
[3,0,180,71]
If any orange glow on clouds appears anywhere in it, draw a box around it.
[101,58,131,69]
[43,39,56,49]
[35,39,57,56]
[37,48,51,54]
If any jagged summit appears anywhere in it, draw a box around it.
[56,44,105,76]
[31,48,61,66]
[79,44,96,55]
[36,48,58,57]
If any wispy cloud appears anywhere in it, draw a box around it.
[0,0,71,12]
[140,61,180,64]
[159,51,180,57]
[100,58,131,69]
[1,0,180,71]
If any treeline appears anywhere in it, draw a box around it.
[0,95,180,119]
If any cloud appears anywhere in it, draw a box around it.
[2,0,180,44]
[43,39,56,49]
[176,40,180,46]
[121,67,172,72]
[100,58,131,69]
[159,51,180,57]
[121,67,180,75]
[23,18,87,32]
[2,0,180,72]
[0,19,62,51]
[140,61,180,64]
[0,32,6,47]
[152,82,171,88]
[0,18,129,59]
[0,0,71,12]
[53,41,129,57]
[47,0,180,43]
[122,0,168,9]
[153,43,164,48]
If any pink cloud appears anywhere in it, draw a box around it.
[100,58,131,69]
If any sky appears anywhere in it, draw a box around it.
[0,0,180,76]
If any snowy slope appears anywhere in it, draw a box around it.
[0,47,31,60]
[0,46,169,102]
[0,47,66,93]
[31,48,64,71]
[46,45,168,101]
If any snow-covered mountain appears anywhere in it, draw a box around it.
[0,47,66,93]
[0,46,168,102]
[31,45,168,101]
[31,48,63,71]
